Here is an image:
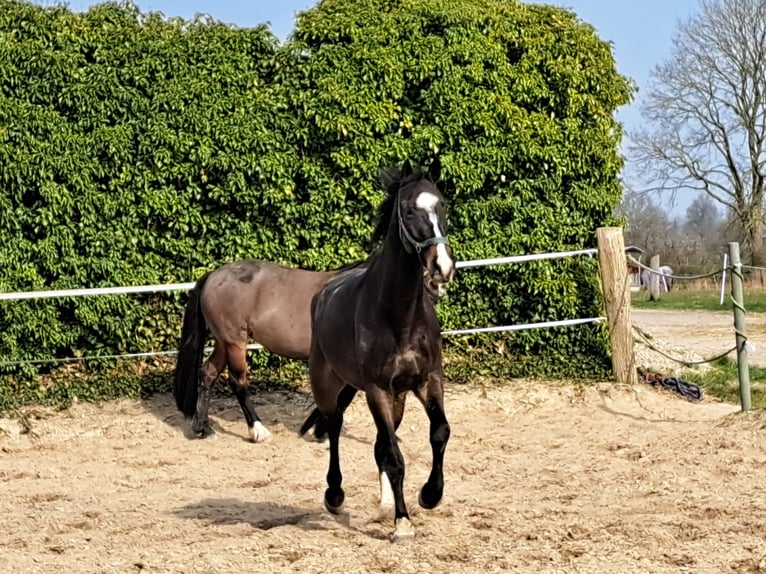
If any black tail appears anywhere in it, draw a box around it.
[299,385,358,439]
[173,273,211,418]
[299,407,324,437]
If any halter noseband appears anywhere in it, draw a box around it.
[396,193,450,254]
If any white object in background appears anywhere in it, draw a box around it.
[720,253,729,306]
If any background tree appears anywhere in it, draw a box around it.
[680,194,728,273]
[630,0,766,262]
[617,189,676,259]
[617,190,727,276]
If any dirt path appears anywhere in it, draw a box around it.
[2,379,766,573]
[633,309,766,367]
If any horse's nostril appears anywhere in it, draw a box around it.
[439,262,454,283]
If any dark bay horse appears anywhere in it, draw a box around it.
[299,159,455,542]
[173,260,365,442]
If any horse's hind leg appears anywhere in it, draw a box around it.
[366,388,414,542]
[226,343,271,443]
[312,384,358,441]
[415,373,451,510]
[392,392,407,433]
[309,349,347,514]
[193,345,226,438]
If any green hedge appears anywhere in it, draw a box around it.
[0,0,633,408]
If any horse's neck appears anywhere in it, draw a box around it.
[367,240,426,328]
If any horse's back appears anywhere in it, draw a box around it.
[201,260,337,359]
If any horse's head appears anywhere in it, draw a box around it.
[396,158,455,299]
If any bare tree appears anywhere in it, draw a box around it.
[616,189,678,260]
[684,194,721,246]
[617,189,729,273]
[681,194,727,272]
[630,0,766,261]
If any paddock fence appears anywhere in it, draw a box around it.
[0,249,607,360]
[12,227,755,406]
[2,230,640,380]
[627,241,754,411]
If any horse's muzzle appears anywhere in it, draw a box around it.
[423,243,455,301]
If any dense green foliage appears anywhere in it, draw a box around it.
[0,1,299,375]
[0,0,633,407]
[284,0,632,379]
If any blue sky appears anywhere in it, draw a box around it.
[40,0,702,213]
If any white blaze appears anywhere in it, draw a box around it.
[415,191,454,277]
[415,191,439,211]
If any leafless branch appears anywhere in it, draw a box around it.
[626,0,766,252]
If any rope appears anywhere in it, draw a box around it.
[442,317,604,336]
[0,282,195,301]
[626,255,724,281]
[0,249,598,301]
[1,318,608,368]
[741,264,766,272]
[633,324,736,366]
[730,262,749,352]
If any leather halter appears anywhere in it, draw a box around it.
[396,192,450,254]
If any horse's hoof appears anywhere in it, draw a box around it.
[390,518,415,543]
[324,488,345,515]
[191,415,214,439]
[250,421,272,443]
[193,425,215,439]
[418,484,443,509]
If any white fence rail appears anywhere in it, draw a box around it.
[0,250,598,302]
[0,249,604,366]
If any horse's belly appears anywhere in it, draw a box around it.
[249,313,313,361]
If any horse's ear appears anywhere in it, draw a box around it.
[428,157,442,182]
[402,159,414,177]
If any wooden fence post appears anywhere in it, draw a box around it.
[649,254,661,301]
[728,242,752,411]
[596,227,638,385]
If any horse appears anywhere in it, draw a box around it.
[640,265,674,292]
[298,158,455,542]
[173,259,367,443]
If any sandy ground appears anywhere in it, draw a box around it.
[2,370,766,573]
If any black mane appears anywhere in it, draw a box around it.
[371,164,425,246]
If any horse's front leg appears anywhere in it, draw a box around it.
[378,391,407,517]
[367,388,414,542]
[415,372,450,510]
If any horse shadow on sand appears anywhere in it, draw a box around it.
[173,498,327,531]
[139,371,370,445]
[173,498,391,540]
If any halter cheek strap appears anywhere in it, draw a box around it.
[397,195,450,254]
